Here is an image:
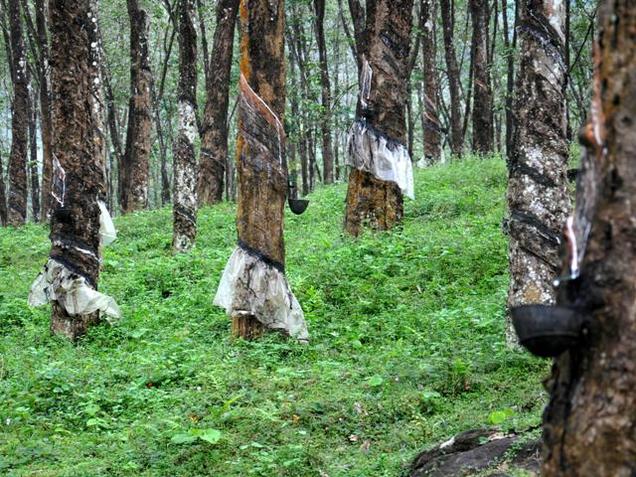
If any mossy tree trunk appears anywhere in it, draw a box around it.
[172,0,198,252]
[121,0,153,213]
[505,0,571,345]
[542,2,636,474]
[48,0,106,339]
[343,0,414,237]
[197,0,239,206]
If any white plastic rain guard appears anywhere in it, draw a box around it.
[347,120,415,199]
[214,247,309,342]
[28,201,121,321]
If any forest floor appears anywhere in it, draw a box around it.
[0,158,547,477]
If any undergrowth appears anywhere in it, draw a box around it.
[0,158,548,476]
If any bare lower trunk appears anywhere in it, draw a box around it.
[172,0,198,253]
[420,0,441,164]
[469,0,494,154]
[48,0,107,339]
[7,0,29,226]
[121,0,152,213]
[505,0,571,344]
[439,0,463,156]
[541,3,636,474]
[314,0,334,184]
[197,0,239,206]
[344,0,414,236]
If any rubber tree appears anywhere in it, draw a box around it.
[29,0,120,340]
[213,0,308,342]
[314,0,334,184]
[6,0,29,226]
[343,0,415,237]
[172,0,198,252]
[121,0,153,213]
[505,0,571,345]
[419,0,441,165]
[542,2,636,474]
[469,0,494,154]
[439,0,463,156]
[197,0,239,206]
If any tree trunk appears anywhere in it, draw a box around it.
[505,0,571,345]
[541,3,636,474]
[197,0,239,206]
[314,0,334,184]
[502,0,517,157]
[7,0,29,226]
[47,0,110,339]
[28,91,40,222]
[347,0,365,73]
[420,0,441,165]
[439,0,463,156]
[34,0,53,222]
[172,0,198,253]
[0,153,7,226]
[121,0,153,213]
[469,0,494,154]
[344,0,414,237]
[213,0,308,342]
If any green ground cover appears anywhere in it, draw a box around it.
[0,158,548,476]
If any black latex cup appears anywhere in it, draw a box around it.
[511,304,582,358]
[288,198,309,215]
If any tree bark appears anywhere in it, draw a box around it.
[420,0,442,164]
[541,2,636,474]
[314,0,334,184]
[48,0,106,339]
[121,0,153,213]
[505,0,571,344]
[197,0,239,206]
[344,0,414,237]
[172,0,198,253]
[439,0,463,156]
[469,0,494,154]
[7,0,29,226]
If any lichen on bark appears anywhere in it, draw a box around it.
[505,0,571,345]
[172,0,198,253]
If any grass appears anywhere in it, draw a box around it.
[0,158,548,476]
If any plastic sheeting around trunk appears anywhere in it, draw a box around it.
[213,247,309,342]
[28,258,121,321]
[98,200,116,246]
[347,120,415,199]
